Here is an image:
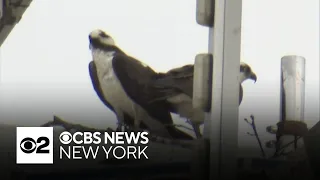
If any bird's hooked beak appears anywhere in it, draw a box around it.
[249,72,257,83]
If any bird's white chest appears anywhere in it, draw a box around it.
[92,50,135,115]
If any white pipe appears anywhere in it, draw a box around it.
[278,55,306,154]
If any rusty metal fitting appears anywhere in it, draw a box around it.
[276,120,308,137]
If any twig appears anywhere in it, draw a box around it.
[41,115,197,149]
[166,124,194,132]
[294,135,298,150]
[270,136,302,159]
[244,114,266,159]
[41,115,114,133]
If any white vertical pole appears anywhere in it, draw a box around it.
[205,0,242,179]
[278,55,306,154]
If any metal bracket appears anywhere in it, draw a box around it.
[192,53,213,112]
[196,0,215,27]
[276,120,308,137]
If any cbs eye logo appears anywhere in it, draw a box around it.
[59,131,72,144]
[20,136,50,154]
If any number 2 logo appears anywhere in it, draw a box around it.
[20,136,50,154]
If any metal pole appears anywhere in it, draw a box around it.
[206,0,242,179]
[278,55,306,155]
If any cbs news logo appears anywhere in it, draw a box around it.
[16,127,53,164]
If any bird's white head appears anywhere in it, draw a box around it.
[239,62,257,83]
[89,29,115,49]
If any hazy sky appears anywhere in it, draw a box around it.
[0,0,318,157]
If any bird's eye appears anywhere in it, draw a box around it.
[241,66,250,73]
[99,32,108,38]
[240,65,245,72]
[20,137,37,154]
[246,67,251,73]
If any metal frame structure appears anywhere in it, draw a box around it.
[208,1,242,179]
[197,0,243,179]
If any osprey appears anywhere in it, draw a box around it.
[151,62,257,138]
[88,29,193,140]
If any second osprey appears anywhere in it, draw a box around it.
[151,62,257,138]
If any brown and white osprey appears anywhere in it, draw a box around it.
[88,29,193,140]
[151,62,257,138]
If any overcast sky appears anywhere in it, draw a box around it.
[0,0,318,157]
